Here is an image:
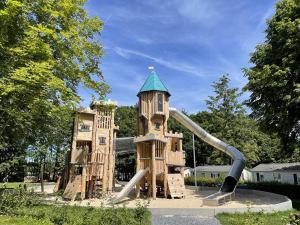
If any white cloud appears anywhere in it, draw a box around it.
[114,47,205,77]
[256,5,275,30]
[175,0,219,25]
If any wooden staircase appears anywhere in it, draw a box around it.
[167,174,185,198]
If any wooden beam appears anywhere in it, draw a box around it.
[151,141,156,199]
[135,143,141,198]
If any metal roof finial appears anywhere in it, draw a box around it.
[148,66,155,73]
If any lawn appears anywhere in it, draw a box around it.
[0,215,52,225]
[0,182,34,189]
[216,210,299,225]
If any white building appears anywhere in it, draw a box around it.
[250,162,300,185]
[191,165,252,181]
[184,167,192,177]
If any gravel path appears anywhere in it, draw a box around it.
[152,215,221,225]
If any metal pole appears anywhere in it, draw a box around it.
[192,134,197,187]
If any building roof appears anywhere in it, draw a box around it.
[194,165,232,172]
[137,71,170,96]
[251,162,300,172]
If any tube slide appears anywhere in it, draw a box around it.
[169,108,246,193]
[111,167,149,204]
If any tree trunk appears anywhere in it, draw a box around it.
[52,146,60,181]
[40,158,44,193]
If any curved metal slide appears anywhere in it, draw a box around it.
[111,167,149,204]
[169,108,246,197]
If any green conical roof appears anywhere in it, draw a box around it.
[137,71,170,96]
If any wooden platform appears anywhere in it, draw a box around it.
[167,174,185,198]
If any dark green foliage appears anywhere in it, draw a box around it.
[115,106,137,137]
[0,189,38,215]
[116,153,136,180]
[184,176,224,187]
[244,0,300,158]
[243,181,300,200]
[170,75,281,167]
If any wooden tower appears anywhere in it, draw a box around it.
[63,99,118,200]
[134,71,185,199]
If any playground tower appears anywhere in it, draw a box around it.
[63,99,118,200]
[134,71,185,199]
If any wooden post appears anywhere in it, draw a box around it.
[163,143,168,198]
[151,141,156,199]
[107,131,114,192]
[136,144,141,198]
[102,152,108,193]
[81,166,86,199]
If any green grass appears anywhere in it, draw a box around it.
[216,210,298,225]
[0,215,52,225]
[0,182,34,189]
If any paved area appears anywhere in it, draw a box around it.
[152,215,221,225]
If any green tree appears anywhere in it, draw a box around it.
[0,0,109,180]
[244,0,300,159]
[189,75,281,167]
[115,106,137,137]
[176,75,280,166]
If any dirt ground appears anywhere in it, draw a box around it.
[57,186,289,209]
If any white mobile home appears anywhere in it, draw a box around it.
[191,165,252,181]
[251,163,300,185]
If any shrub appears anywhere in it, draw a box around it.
[243,181,300,200]
[185,176,224,187]
[0,189,38,215]
[18,205,151,225]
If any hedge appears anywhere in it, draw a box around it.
[184,176,224,187]
[0,190,151,225]
[242,181,300,200]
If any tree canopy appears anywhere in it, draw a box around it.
[0,0,108,179]
[169,75,281,167]
[115,106,137,137]
[244,0,300,159]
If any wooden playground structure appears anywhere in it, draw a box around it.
[61,71,186,201]
[57,69,246,206]
[63,100,118,200]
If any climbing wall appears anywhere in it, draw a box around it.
[167,174,185,198]
[63,175,81,200]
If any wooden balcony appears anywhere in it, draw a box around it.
[167,150,184,166]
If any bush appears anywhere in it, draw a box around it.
[17,205,151,225]
[217,210,298,225]
[184,176,224,187]
[243,181,300,200]
[0,189,38,215]
[0,190,151,225]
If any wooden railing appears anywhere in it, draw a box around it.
[87,151,105,163]
[167,151,184,166]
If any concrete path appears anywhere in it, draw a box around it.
[152,215,221,225]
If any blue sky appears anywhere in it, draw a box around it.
[79,0,277,113]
